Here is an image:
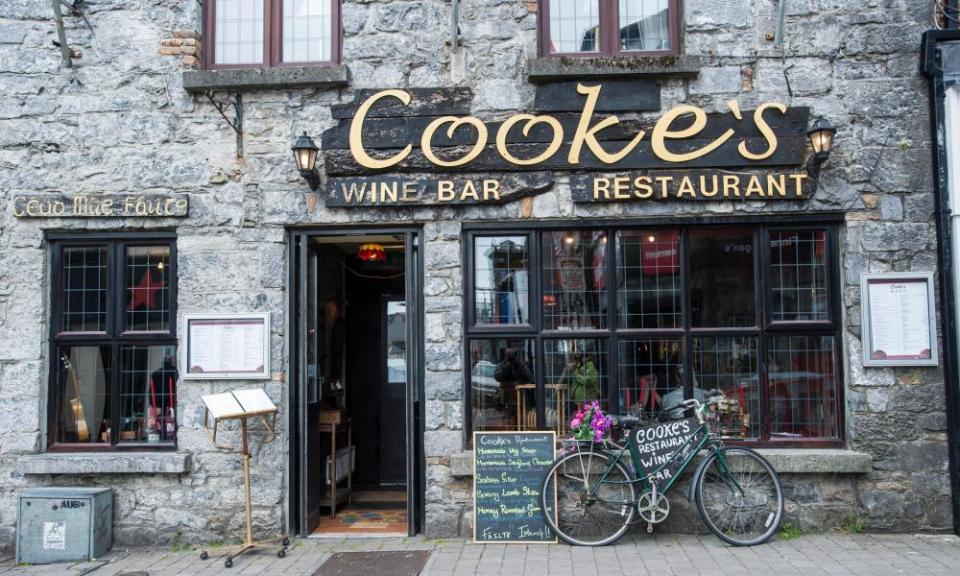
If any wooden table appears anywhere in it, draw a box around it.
[515,383,568,435]
[316,416,352,518]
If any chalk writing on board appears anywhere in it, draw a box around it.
[633,418,698,484]
[473,431,557,543]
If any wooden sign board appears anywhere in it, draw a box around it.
[632,418,699,484]
[325,173,554,207]
[322,85,810,177]
[473,431,557,544]
[11,194,189,218]
[570,170,812,202]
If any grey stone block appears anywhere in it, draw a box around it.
[527,55,701,83]
[182,65,350,92]
[18,453,192,475]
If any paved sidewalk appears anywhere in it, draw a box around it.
[1,533,958,576]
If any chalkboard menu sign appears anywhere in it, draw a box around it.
[473,431,557,543]
[633,418,699,484]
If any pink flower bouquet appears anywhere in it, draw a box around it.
[569,400,612,443]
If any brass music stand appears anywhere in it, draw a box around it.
[198,389,289,568]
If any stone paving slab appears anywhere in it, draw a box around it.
[0,533,958,576]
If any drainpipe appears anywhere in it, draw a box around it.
[922,29,960,536]
[451,0,460,52]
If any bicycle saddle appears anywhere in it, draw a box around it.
[609,414,642,429]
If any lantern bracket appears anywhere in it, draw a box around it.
[204,91,244,158]
[300,169,320,191]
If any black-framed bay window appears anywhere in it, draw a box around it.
[48,234,178,451]
[464,222,843,447]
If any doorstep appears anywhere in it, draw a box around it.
[18,452,192,475]
[449,448,872,477]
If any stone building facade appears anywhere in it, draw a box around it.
[0,0,953,551]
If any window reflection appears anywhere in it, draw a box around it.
[470,339,535,432]
[689,228,756,327]
[62,247,108,333]
[543,231,608,330]
[770,231,829,321]
[56,346,111,444]
[474,237,530,326]
[120,345,178,444]
[545,339,608,434]
[768,335,837,439]
[549,0,600,53]
[619,338,682,419]
[126,246,171,332]
[619,0,670,51]
[692,337,760,439]
[617,230,681,329]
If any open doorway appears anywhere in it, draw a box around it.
[292,231,423,538]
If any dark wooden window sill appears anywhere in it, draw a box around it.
[527,55,701,83]
[182,64,349,93]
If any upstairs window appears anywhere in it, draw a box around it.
[205,0,339,68]
[540,0,679,57]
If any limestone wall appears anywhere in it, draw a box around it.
[0,0,950,549]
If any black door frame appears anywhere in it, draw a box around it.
[287,226,425,537]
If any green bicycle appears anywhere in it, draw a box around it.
[540,390,784,546]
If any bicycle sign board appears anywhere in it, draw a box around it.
[633,418,699,483]
[472,431,557,543]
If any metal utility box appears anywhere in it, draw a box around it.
[16,487,112,564]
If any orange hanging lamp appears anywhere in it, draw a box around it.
[358,243,386,262]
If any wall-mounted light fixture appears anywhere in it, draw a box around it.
[806,117,837,181]
[292,132,320,191]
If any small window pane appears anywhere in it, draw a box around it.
[55,346,112,444]
[768,335,838,439]
[125,246,172,332]
[120,345,178,444]
[770,230,830,322]
[542,230,608,330]
[692,336,760,439]
[283,0,332,63]
[544,339,608,434]
[61,246,108,332]
[619,0,671,51]
[689,228,756,327]
[215,0,264,65]
[549,0,600,53]
[619,338,682,419]
[470,339,536,432]
[616,230,681,329]
[474,236,530,326]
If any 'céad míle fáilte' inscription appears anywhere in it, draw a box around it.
[12,194,189,218]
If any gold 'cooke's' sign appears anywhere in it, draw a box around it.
[344,86,792,170]
[320,83,812,207]
[12,194,189,218]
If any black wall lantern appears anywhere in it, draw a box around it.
[806,117,837,181]
[292,132,320,191]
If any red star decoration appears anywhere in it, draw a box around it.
[127,270,166,310]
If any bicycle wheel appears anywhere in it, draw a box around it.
[541,450,636,546]
[695,446,783,546]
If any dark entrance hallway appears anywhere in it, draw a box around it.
[292,231,423,538]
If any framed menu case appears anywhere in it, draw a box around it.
[183,313,271,379]
[860,273,938,367]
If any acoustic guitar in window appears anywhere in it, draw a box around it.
[60,354,90,442]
